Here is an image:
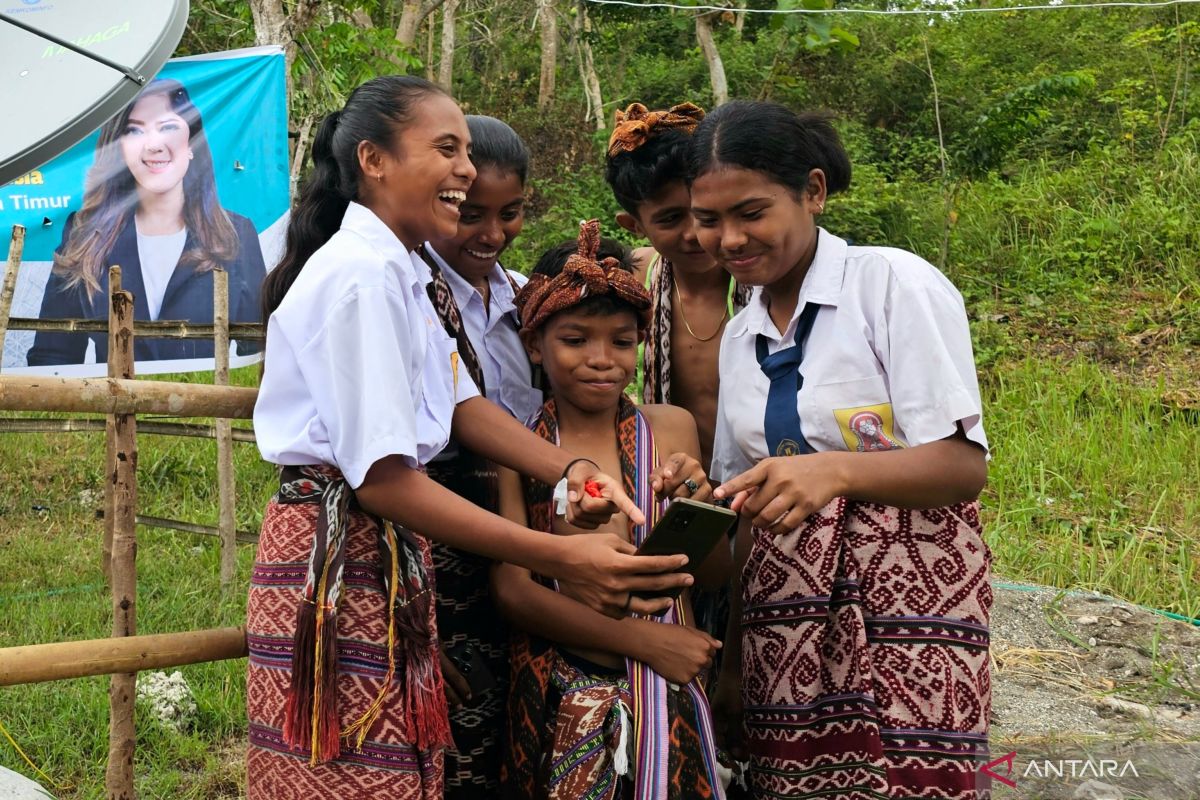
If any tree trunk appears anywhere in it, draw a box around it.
[248,0,321,94]
[538,0,558,110]
[397,0,445,49]
[425,11,436,81]
[573,0,605,130]
[695,11,728,107]
[438,0,459,92]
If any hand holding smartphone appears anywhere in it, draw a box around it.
[632,498,737,600]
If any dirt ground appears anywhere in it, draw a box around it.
[989,582,1200,798]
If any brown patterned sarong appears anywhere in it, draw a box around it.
[741,497,992,799]
[246,481,444,799]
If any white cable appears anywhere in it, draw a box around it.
[586,0,1200,16]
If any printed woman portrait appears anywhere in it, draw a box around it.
[26,78,267,367]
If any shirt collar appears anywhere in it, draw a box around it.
[424,243,519,314]
[341,202,425,290]
[729,227,846,341]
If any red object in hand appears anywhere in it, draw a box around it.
[583,480,603,498]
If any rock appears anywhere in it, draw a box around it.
[1097,696,1153,719]
[1072,779,1125,799]
[1078,615,1100,625]
[0,767,54,799]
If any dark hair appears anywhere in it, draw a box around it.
[604,127,692,215]
[466,115,529,186]
[688,101,851,198]
[530,237,638,320]
[262,76,446,317]
[54,78,236,297]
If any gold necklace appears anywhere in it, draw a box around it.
[673,279,728,342]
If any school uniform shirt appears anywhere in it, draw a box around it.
[710,228,988,484]
[255,202,479,490]
[424,244,542,423]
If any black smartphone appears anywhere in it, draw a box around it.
[445,641,495,703]
[632,498,737,600]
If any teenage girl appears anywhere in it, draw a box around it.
[691,101,992,799]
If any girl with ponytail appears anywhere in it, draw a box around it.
[247,77,695,799]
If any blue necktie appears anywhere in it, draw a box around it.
[756,302,820,457]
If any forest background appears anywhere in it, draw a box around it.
[1,0,1198,796]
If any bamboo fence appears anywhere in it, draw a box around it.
[0,224,263,798]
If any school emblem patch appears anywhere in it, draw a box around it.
[834,403,906,452]
[775,438,802,457]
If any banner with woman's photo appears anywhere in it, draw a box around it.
[0,45,288,376]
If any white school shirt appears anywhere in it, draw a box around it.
[710,228,988,483]
[424,244,542,424]
[254,202,479,489]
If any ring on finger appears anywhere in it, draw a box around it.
[622,591,633,613]
[683,478,700,495]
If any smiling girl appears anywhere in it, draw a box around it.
[28,78,266,366]
[247,77,693,799]
[691,102,992,799]
[417,115,540,796]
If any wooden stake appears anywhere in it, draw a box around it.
[105,266,138,800]
[0,628,247,687]
[0,224,26,365]
[214,270,237,587]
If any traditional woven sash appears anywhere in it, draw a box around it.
[523,396,724,797]
[277,465,451,765]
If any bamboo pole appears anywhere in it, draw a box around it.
[214,270,237,587]
[0,375,258,418]
[93,509,260,545]
[0,224,26,361]
[5,317,264,340]
[0,417,256,442]
[0,628,247,687]
[105,267,138,800]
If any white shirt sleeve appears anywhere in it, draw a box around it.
[878,267,988,452]
[296,284,423,489]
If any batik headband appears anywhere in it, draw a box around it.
[514,219,651,336]
[606,102,706,158]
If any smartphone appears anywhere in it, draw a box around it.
[445,641,495,703]
[632,498,737,600]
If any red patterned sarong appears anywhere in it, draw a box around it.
[741,498,991,799]
[246,495,443,799]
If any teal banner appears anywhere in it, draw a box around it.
[1,45,288,375]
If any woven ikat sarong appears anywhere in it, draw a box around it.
[246,491,444,799]
[741,497,992,799]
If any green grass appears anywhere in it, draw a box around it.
[980,356,1199,620]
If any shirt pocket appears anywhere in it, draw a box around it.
[806,374,906,452]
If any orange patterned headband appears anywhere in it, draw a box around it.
[606,102,706,158]
[514,219,651,336]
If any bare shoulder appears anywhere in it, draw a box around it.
[639,403,700,456]
[628,246,657,285]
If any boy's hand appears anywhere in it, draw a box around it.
[634,621,721,685]
[649,452,712,502]
[564,462,647,528]
[555,532,692,618]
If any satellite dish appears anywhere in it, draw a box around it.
[0,0,190,185]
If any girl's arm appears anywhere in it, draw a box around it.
[355,455,691,618]
[489,465,720,685]
[714,428,986,536]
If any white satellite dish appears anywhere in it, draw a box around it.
[0,0,190,184]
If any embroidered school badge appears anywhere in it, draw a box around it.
[833,403,906,452]
[775,438,802,456]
